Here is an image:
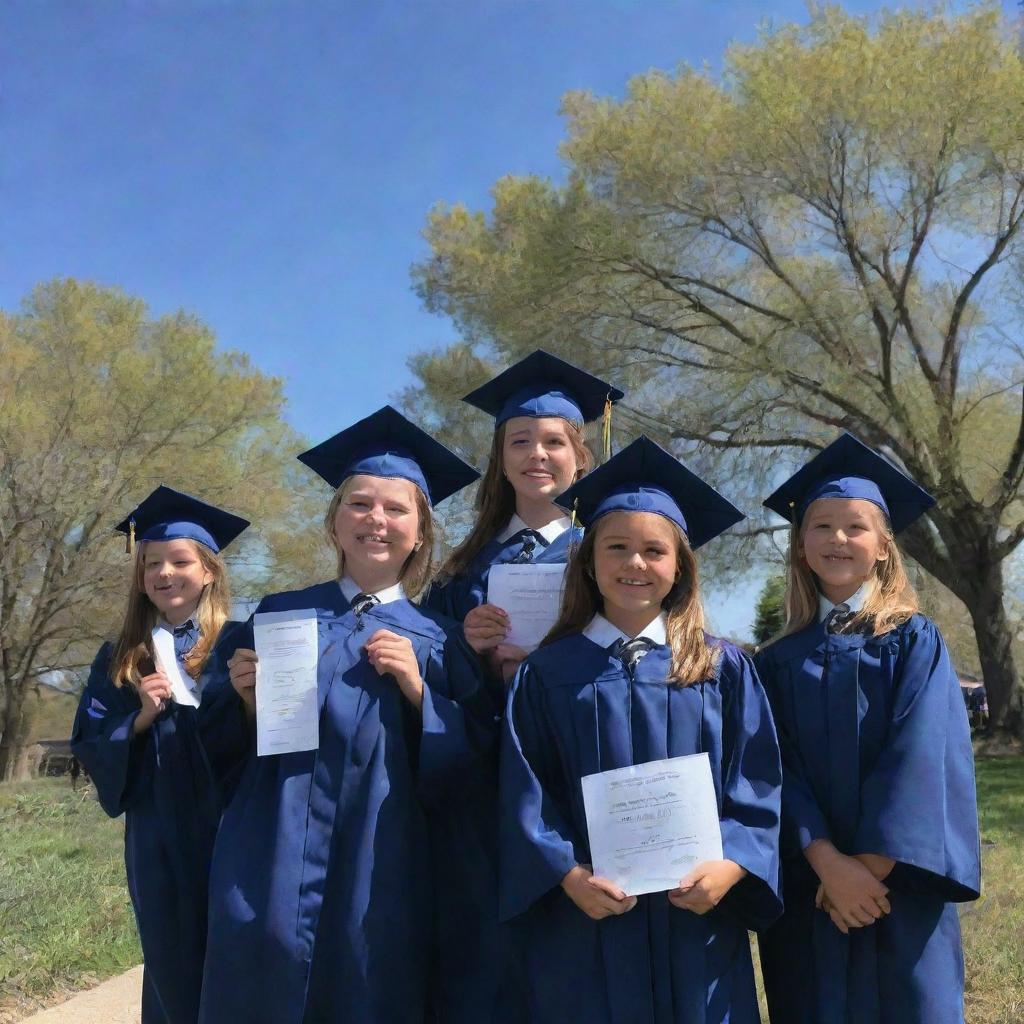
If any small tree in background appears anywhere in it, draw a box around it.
[0,279,323,779]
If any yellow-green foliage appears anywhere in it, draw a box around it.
[0,279,329,778]
[410,2,1024,727]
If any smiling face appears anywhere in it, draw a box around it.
[142,539,214,626]
[501,416,580,503]
[331,474,422,592]
[592,510,680,633]
[799,497,890,603]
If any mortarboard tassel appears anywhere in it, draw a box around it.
[569,498,581,559]
[126,518,135,556]
[601,394,613,462]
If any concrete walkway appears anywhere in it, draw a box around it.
[19,966,142,1024]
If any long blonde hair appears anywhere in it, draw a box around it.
[324,475,435,599]
[437,419,593,580]
[778,501,918,640]
[543,515,721,685]
[111,540,231,687]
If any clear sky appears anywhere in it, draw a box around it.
[3,0,1010,637]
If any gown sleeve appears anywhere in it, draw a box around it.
[755,645,833,856]
[498,660,584,922]
[852,618,981,902]
[69,644,155,818]
[418,628,501,802]
[716,648,784,930]
[196,618,255,801]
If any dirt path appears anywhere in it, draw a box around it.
[18,967,142,1024]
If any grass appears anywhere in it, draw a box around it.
[963,756,1024,1024]
[747,756,1022,1023]
[0,759,1021,1022]
[0,779,139,1023]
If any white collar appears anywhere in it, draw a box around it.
[818,584,868,622]
[583,612,668,648]
[339,576,405,606]
[497,513,572,545]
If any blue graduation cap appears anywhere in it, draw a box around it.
[297,405,479,506]
[554,436,745,549]
[115,485,250,554]
[762,432,935,534]
[462,349,625,428]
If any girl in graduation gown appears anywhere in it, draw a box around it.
[198,406,487,1024]
[500,437,783,1024]
[70,487,249,1024]
[755,432,981,1024]
[423,350,624,1024]
[426,350,624,633]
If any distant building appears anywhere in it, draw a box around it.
[31,739,77,778]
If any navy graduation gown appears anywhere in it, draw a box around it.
[198,581,486,1024]
[754,614,981,1024]
[422,525,581,1024]
[69,627,239,1024]
[500,634,782,1024]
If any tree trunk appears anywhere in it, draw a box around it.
[0,683,31,782]
[965,560,1023,738]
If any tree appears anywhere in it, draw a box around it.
[0,279,323,780]
[753,576,787,645]
[408,4,1024,735]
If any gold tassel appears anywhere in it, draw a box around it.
[601,394,613,462]
[126,518,135,556]
[569,498,581,559]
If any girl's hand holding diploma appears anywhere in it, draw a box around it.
[668,860,748,914]
[133,670,173,734]
[228,648,259,717]
[493,643,529,685]
[561,865,638,920]
[463,604,509,653]
[366,629,424,710]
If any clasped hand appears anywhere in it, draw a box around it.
[807,841,893,934]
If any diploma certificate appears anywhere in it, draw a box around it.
[151,626,200,709]
[253,609,320,757]
[487,563,566,652]
[581,753,723,896]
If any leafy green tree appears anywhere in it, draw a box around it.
[753,575,787,645]
[0,279,323,779]
[408,4,1024,735]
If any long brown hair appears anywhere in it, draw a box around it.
[324,475,436,599]
[438,419,593,579]
[543,514,721,685]
[775,500,919,641]
[111,540,231,687]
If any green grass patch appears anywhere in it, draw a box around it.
[0,778,139,1022]
[964,756,1024,1024]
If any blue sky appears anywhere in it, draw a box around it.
[3,0,1011,636]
